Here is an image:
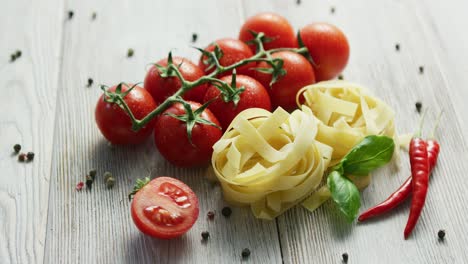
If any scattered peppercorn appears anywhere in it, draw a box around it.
[342,252,349,263]
[13,144,21,153]
[207,211,215,220]
[104,171,112,181]
[127,48,134,58]
[89,169,97,180]
[395,43,400,51]
[296,0,301,5]
[241,248,251,258]
[26,152,35,161]
[10,54,16,62]
[91,12,97,20]
[221,206,232,217]
[419,66,424,74]
[331,6,336,14]
[68,11,74,20]
[76,181,84,191]
[338,74,344,80]
[85,175,93,189]
[192,33,198,43]
[438,229,446,240]
[415,101,422,113]
[18,153,27,162]
[87,78,93,87]
[106,177,115,189]
[15,50,22,58]
[201,231,210,240]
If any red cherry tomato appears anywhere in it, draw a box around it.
[131,177,199,239]
[253,51,315,111]
[198,38,255,77]
[239,12,297,53]
[95,84,157,145]
[204,75,271,129]
[144,57,207,103]
[154,101,222,167]
[298,23,350,81]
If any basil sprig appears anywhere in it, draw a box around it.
[327,135,395,222]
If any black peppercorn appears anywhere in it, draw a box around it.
[201,231,210,240]
[87,78,93,87]
[438,229,445,240]
[68,11,74,20]
[207,211,215,220]
[342,252,348,263]
[10,54,16,62]
[127,48,134,57]
[338,74,344,80]
[18,153,27,162]
[415,101,422,113]
[91,12,97,20]
[13,144,21,153]
[296,0,301,5]
[15,50,22,58]
[241,248,251,258]
[89,169,97,180]
[221,207,232,217]
[395,43,400,51]
[192,33,198,43]
[331,6,336,14]
[26,152,35,161]
[419,66,424,74]
[85,175,93,189]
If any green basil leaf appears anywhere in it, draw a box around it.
[327,171,360,222]
[341,135,395,176]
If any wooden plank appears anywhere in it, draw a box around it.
[239,0,468,263]
[44,1,282,263]
[0,0,64,263]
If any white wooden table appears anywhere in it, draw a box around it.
[1,0,468,263]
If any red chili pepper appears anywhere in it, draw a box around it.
[358,139,440,222]
[404,137,430,238]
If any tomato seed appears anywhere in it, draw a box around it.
[201,231,210,240]
[207,211,215,220]
[241,248,251,258]
[342,253,349,263]
[221,207,232,217]
[438,229,446,240]
[26,152,35,161]
[13,144,21,153]
[18,153,27,162]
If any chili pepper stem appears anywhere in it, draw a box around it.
[414,109,428,138]
[429,110,444,140]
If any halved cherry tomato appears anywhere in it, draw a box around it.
[298,23,350,81]
[144,57,208,103]
[131,177,199,239]
[253,51,315,111]
[198,38,255,77]
[239,12,297,53]
[154,101,222,167]
[95,84,157,145]
[204,75,271,129]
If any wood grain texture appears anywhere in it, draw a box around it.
[0,0,64,263]
[43,1,282,263]
[240,0,468,263]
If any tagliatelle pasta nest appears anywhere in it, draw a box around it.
[297,80,397,165]
[211,106,333,220]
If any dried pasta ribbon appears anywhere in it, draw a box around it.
[211,106,332,220]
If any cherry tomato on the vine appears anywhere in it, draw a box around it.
[154,101,222,168]
[253,51,315,111]
[95,84,157,145]
[131,176,199,239]
[298,22,350,81]
[144,57,208,104]
[198,38,255,77]
[204,75,271,129]
[239,12,297,53]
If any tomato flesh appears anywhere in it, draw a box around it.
[131,177,199,239]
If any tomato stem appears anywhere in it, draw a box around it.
[106,33,311,131]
